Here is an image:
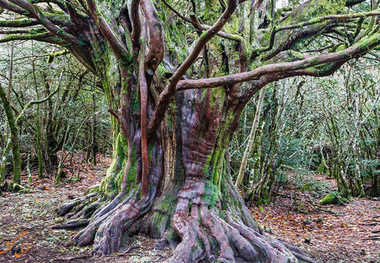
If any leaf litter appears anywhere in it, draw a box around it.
[0,153,172,262]
[251,173,380,263]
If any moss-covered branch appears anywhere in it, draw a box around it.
[178,31,380,90]
[252,9,380,59]
[148,0,238,136]
[277,9,380,32]
[15,86,60,125]
[0,32,59,44]
[0,19,39,27]
[9,0,80,45]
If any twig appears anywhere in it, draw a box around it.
[115,245,139,256]
[50,255,90,262]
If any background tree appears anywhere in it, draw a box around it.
[0,41,111,188]
[231,57,380,206]
[0,0,379,262]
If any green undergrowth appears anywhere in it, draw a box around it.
[319,191,351,205]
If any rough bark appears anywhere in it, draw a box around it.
[55,82,316,263]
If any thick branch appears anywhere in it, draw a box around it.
[277,10,380,32]
[139,50,149,197]
[178,32,380,90]
[131,0,142,48]
[9,0,79,44]
[148,0,238,136]
[141,0,164,72]
[85,0,130,60]
[0,0,28,15]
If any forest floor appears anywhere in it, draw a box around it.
[0,153,172,263]
[0,154,379,262]
[251,173,380,263]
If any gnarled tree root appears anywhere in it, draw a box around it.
[168,178,317,263]
[55,179,317,263]
[56,188,155,256]
[56,192,98,217]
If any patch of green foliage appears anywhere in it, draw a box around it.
[319,191,350,205]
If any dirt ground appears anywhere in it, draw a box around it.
[251,173,380,263]
[0,155,379,262]
[0,154,172,263]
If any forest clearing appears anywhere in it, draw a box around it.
[1,0,380,262]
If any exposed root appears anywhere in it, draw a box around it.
[55,175,316,263]
[91,199,143,255]
[51,219,89,230]
[282,242,319,263]
[56,192,98,217]
[73,192,135,247]
[167,177,316,263]
[64,188,156,256]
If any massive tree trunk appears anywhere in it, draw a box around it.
[55,62,313,262]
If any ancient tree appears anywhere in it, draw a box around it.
[1,0,379,261]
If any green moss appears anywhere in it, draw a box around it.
[203,181,221,207]
[0,19,36,27]
[154,195,177,212]
[126,145,138,190]
[89,185,99,194]
[319,191,350,205]
[99,132,129,198]
[148,195,178,238]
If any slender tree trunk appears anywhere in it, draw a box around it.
[92,91,98,166]
[7,41,14,101]
[0,85,21,186]
[32,61,44,179]
[235,88,265,190]
[0,137,11,187]
[43,74,59,170]
[35,102,43,178]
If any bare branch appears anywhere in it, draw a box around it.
[161,0,244,42]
